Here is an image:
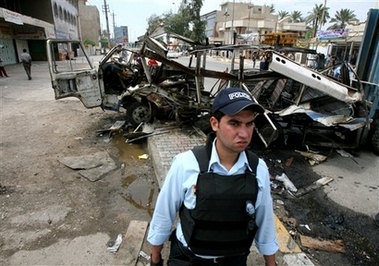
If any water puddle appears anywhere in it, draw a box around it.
[111,132,157,216]
[111,132,148,161]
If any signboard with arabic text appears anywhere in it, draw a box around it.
[114,26,129,45]
[2,8,23,25]
[317,29,349,40]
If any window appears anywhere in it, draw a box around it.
[53,2,58,18]
[64,9,67,22]
[59,6,63,20]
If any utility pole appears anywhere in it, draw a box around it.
[112,11,116,43]
[223,12,229,45]
[102,0,111,48]
[231,0,235,44]
[247,4,254,35]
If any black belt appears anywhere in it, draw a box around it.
[170,231,246,265]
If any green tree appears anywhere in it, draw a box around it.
[146,0,205,43]
[181,0,205,42]
[328,9,356,29]
[306,3,330,37]
[267,4,275,13]
[278,11,290,20]
[289,11,304,23]
[146,14,164,34]
[164,11,190,36]
[84,39,96,46]
[100,29,109,48]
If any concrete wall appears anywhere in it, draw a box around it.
[78,0,101,43]
[51,0,79,39]
[19,0,54,23]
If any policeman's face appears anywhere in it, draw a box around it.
[210,110,256,154]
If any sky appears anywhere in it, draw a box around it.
[87,0,378,42]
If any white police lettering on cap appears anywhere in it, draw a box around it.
[228,92,252,101]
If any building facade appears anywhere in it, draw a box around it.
[0,0,101,63]
[201,1,307,47]
[0,0,57,63]
[78,0,101,45]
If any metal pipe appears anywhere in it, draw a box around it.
[231,0,235,44]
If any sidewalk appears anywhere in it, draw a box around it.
[147,124,314,266]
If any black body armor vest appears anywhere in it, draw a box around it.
[179,133,259,256]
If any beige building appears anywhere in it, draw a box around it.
[78,0,101,44]
[205,2,306,46]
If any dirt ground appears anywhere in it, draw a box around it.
[0,63,160,265]
[252,139,379,266]
[1,63,378,266]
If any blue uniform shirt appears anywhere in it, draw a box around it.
[147,139,279,256]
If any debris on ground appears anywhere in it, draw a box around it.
[294,176,333,197]
[124,123,180,143]
[335,149,358,164]
[324,213,345,230]
[285,157,294,167]
[58,152,118,181]
[107,233,123,253]
[0,184,8,195]
[299,224,311,231]
[298,234,345,253]
[281,216,298,228]
[109,120,126,131]
[138,154,149,160]
[96,120,128,141]
[139,250,151,261]
[275,173,298,193]
[295,150,327,165]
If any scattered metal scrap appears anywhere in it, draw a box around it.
[295,150,327,165]
[294,176,334,197]
[58,152,117,181]
[107,233,123,253]
[275,173,298,193]
[124,123,181,143]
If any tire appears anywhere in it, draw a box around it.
[126,102,154,126]
[371,125,379,155]
[259,123,281,146]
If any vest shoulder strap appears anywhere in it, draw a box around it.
[192,145,259,175]
[192,145,210,173]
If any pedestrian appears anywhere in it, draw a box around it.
[148,58,158,67]
[147,87,278,266]
[252,51,257,68]
[148,58,159,77]
[0,57,9,77]
[20,49,32,80]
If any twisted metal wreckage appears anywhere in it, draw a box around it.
[46,24,379,154]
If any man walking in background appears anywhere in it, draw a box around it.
[252,51,257,68]
[20,49,32,80]
[0,57,9,77]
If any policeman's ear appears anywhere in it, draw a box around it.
[210,116,219,131]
